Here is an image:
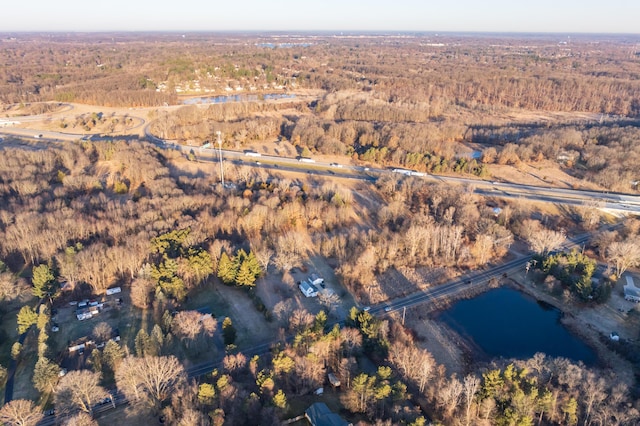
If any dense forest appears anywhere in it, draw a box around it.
[2,33,640,115]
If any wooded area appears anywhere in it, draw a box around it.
[1,32,640,425]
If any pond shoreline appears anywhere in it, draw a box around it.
[435,281,597,365]
[509,277,636,385]
[424,275,636,385]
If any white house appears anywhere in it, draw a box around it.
[299,280,319,297]
[309,273,324,286]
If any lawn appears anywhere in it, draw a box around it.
[10,339,40,403]
[0,305,20,366]
[183,281,279,350]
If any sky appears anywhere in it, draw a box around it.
[1,0,638,34]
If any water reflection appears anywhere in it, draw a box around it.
[182,93,296,105]
[438,287,597,365]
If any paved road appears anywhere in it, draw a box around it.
[2,118,640,213]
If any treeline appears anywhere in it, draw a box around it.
[320,177,513,303]
[471,123,640,192]
[149,101,306,144]
[2,33,640,116]
[0,34,293,106]
[157,99,489,176]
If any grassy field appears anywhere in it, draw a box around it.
[183,281,279,350]
[0,305,19,366]
[10,343,40,402]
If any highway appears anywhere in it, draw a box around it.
[142,120,640,213]
[2,113,640,213]
[169,144,640,214]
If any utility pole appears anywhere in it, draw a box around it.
[216,131,224,188]
[402,306,406,325]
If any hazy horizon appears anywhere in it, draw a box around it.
[2,0,639,34]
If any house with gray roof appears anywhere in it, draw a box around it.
[305,402,350,426]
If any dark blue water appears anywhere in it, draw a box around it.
[439,287,597,365]
[182,93,296,105]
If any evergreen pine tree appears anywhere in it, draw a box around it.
[102,340,124,371]
[272,389,287,409]
[17,306,38,334]
[222,317,236,346]
[149,324,164,356]
[235,260,256,287]
[217,252,237,285]
[32,264,56,299]
[245,251,262,279]
[33,357,60,394]
[135,329,151,357]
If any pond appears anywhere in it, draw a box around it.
[438,287,597,365]
[182,93,296,105]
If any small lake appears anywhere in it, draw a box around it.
[438,287,597,365]
[182,93,296,105]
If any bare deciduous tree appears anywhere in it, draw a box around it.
[55,370,109,415]
[0,273,30,303]
[436,375,464,421]
[317,289,340,312]
[0,399,43,426]
[173,312,203,342]
[63,412,99,426]
[116,355,186,407]
[222,353,247,375]
[340,327,363,359]
[463,374,480,426]
[522,219,566,255]
[606,240,640,278]
[289,308,314,333]
[388,342,435,393]
[92,322,113,343]
[131,277,156,309]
